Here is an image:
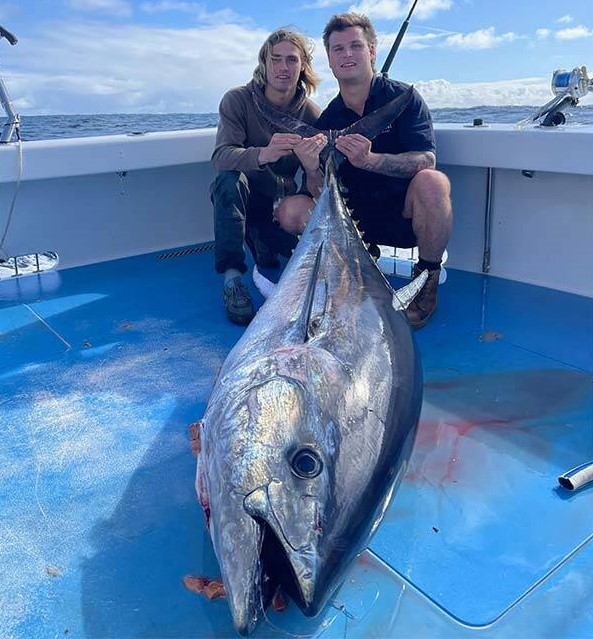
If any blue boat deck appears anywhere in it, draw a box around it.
[1,244,592,638]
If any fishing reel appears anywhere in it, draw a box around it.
[551,66,591,99]
[517,65,592,128]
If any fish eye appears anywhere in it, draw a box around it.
[291,448,323,479]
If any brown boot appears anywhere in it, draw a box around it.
[406,265,440,329]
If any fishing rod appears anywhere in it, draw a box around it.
[380,0,420,77]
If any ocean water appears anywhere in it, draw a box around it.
[14,105,593,142]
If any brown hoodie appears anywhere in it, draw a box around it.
[211,80,320,199]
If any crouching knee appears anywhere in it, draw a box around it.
[275,195,314,235]
[210,171,248,202]
[409,169,451,200]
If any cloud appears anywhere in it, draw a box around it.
[443,27,519,50]
[535,28,550,39]
[348,0,452,21]
[555,25,593,40]
[414,77,552,108]
[381,29,443,50]
[300,0,345,8]
[68,0,133,18]
[141,1,197,11]
[8,21,269,114]
[140,1,245,23]
[557,15,573,24]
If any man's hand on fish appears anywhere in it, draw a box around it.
[293,133,328,174]
[258,132,303,164]
[335,133,378,170]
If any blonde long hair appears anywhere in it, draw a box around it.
[253,28,320,97]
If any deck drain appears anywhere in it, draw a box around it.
[155,243,215,260]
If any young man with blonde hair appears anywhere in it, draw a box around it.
[211,28,323,325]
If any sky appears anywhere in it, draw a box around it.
[0,0,591,114]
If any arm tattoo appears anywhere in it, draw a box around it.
[365,151,435,178]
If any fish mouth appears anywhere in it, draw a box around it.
[244,486,321,615]
[257,519,315,611]
[229,520,317,636]
[221,484,324,635]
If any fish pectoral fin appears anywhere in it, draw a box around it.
[252,265,276,299]
[307,280,328,340]
[392,269,429,310]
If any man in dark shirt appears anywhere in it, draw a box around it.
[211,28,323,325]
[278,13,452,329]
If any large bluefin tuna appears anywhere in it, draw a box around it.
[194,88,426,635]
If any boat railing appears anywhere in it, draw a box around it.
[0,24,20,144]
[0,251,60,280]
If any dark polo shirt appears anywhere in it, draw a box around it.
[316,75,435,247]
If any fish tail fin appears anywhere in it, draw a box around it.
[251,87,322,138]
[340,85,414,140]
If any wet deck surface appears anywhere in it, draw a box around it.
[1,244,592,638]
